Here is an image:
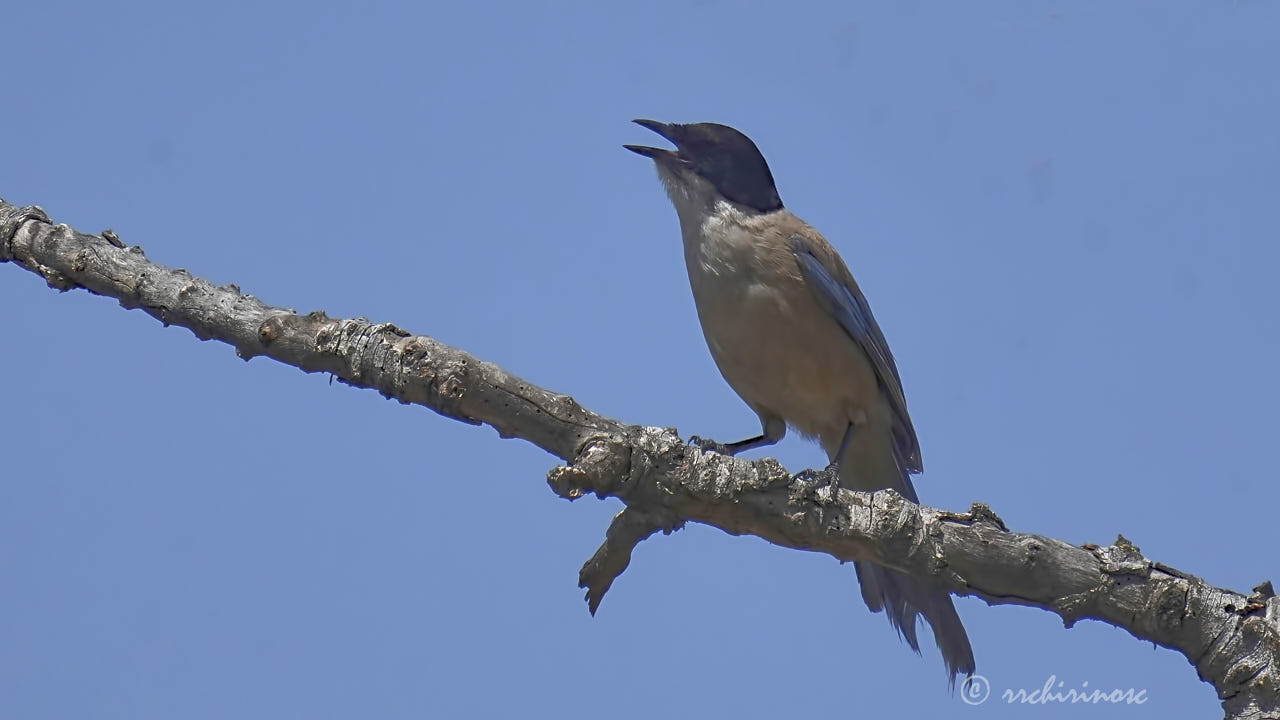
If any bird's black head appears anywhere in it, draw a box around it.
[625,120,783,213]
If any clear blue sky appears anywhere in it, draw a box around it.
[3,2,1276,717]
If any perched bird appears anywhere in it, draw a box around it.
[625,119,974,682]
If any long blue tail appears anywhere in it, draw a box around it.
[854,559,975,685]
[840,442,975,685]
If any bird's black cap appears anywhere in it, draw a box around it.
[626,119,783,213]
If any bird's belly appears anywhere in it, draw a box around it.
[693,279,880,443]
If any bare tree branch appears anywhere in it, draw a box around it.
[3,198,1276,719]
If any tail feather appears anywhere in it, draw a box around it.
[836,430,975,685]
[855,561,975,684]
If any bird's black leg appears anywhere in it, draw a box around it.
[800,422,855,487]
[830,421,856,471]
[690,417,786,456]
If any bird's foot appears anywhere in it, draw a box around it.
[796,461,842,491]
[688,435,735,456]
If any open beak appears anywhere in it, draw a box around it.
[624,118,682,162]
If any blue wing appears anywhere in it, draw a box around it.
[790,236,922,477]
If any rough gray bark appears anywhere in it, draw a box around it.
[2,197,1277,719]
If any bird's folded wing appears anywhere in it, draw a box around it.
[790,233,923,476]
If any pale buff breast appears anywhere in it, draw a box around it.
[682,208,886,447]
